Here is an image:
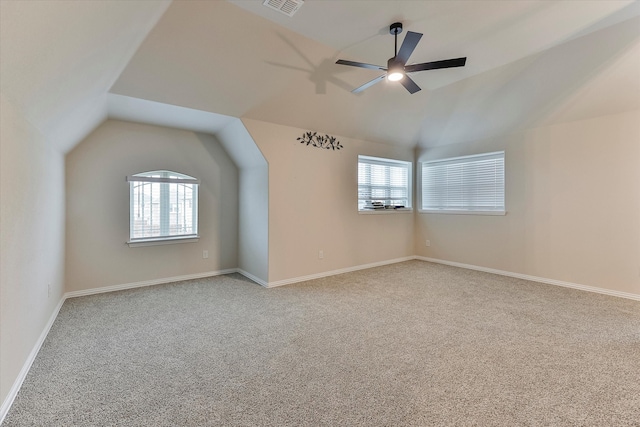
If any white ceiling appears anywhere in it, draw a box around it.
[0,0,171,152]
[230,0,637,90]
[107,94,235,135]
[111,0,640,147]
[2,0,639,152]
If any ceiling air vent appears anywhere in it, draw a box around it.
[262,0,304,17]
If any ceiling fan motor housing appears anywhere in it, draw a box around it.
[387,57,404,73]
[390,22,403,35]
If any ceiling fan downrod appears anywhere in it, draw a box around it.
[390,22,403,58]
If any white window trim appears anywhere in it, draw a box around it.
[358,155,413,213]
[127,235,200,247]
[126,175,200,184]
[420,151,505,215]
[359,208,413,215]
[419,209,505,215]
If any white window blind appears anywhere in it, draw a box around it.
[127,170,199,241]
[358,155,412,210]
[421,151,505,213]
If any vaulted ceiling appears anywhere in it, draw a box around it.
[0,0,171,152]
[2,0,639,152]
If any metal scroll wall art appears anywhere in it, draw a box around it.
[297,131,343,151]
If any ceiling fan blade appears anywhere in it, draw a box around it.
[336,59,386,71]
[352,75,386,93]
[405,57,467,73]
[399,75,421,94]
[396,31,423,65]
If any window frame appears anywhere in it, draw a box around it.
[419,151,505,215]
[126,170,200,247]
[358,155,413,214]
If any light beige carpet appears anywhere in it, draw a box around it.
[4,260,640,426]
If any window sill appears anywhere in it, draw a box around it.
[359,208,413,215]
[127,235,200,247]
[419,209,506,216]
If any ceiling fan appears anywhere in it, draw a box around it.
[336,22,467,94]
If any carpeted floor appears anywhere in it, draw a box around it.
[4,260,640,426]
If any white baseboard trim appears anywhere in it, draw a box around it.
[236,269,269,288]
[265,256,416,288]
[0,295,66,425]
[64,269,238,299]
[415,256,640,301]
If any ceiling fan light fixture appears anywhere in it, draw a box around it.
[387,58,404,81]
[387,71,404,81]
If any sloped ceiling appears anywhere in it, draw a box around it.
[112,0,640,148]
[2,0,639,152]
[230,0,635,91]
[0,0,170,152]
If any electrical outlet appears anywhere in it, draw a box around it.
[202,250,209,259]
[319,250,324,259]
[47,283,51,298]
[425,240,431,247]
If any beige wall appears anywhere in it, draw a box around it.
[65,120,238,292]
[242,119,415,283]
[416,110,640,295]
[0,94,66,405]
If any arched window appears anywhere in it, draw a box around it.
[127,170,199,243]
